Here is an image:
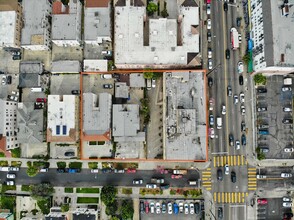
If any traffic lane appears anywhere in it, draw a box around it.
[0,169,200,187]
[229,204,246,220]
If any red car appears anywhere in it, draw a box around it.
[126,168,136,173]
[207,0,211,3]
[145,201,149,214]
[36,98,47,103]
[171,174,183,179]
[257,199,268,205]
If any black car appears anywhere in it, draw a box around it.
[229,134,234,147]
[241,134,246,146]
[208,77,213,87]
[231,171,236,183]
[71,90,80,95]
[12,55,21,60]
[102,168,113,173]
[64,151,75,157]
[57,168,68,173]
[227,85,232,96]
[236,17,242,27]
[282,118,293,124]
[257,87,267,93]
[284,213,294,218]
[223,2,228,11]
[217,169,223,181]
[140,201,145,213]
[194,202,200,214]
[6,75,12,84]
[207,31,212,43]
[225,49,230,59]
[218,207,223,219]
[239,75,243,85]
[241,121,246,131]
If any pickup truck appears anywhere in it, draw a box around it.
[173,170,187,175]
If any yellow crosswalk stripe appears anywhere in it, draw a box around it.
[207,168,211,171]
[206,187,211,190]
[238,193,241,203]
[202,177,209,181]
[214,193,217,202]
[220,156,223,167]
[202,182,212,185]
[234,156,236,166]
[202,171,211,174]
[228,192,231,203]
[246,192,248,196]
[231,156,234,165]
[226,193,229,203]
[241,155,244,165]
[223,156,226,165]
[218,192,221,203]
[232,193,235,203]
[214,157,216,167]
[248,168,256,170]
[227,156,230,166]
[217,157,220,166]
[235,193,238,203]
[248,188,256,191]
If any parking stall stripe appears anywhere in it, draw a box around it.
[214,193,217,202]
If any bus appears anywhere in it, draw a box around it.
[230,27,239,50]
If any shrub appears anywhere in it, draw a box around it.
[253,73,266,85]
[57,162,66,169]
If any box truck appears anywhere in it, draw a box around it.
[217,117,222,129]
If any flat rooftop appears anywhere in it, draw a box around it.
[164,71,207,161]
[0,11,16,46]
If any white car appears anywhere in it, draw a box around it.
[208,48,212,59]
[256,175,266,179]
[282,202,293,207]
[210,128,215,139]
[90,169,99,173]
[155,202,161,214]
[284,148,294,153]
[235,140,240,150]
[207,4,211,15]
[150,202,155,214]
[6,174,15,179]
[133,179,143,185]
[238,34,242,42]
[179,201,184,213]
[241,105,245,115]
[234,95,239,104]
[208,59,213,70]
[281,173,292,178]
[282,86,292,92]
[283,197,292,202]
[6,180,14,186]
[168,203,173,214]
[207,19,211,30]
[238,61,244,73]
[224,164,229,175]
[184,203,189,214]
[190,203,195,214]
[146,183,157,188]
[222,105,226,115]
[2,75,7,85]
[9,167,19,172]
[239,92,245,103]
[283,107,292,112]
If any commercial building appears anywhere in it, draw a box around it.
[114,0,200,69]
[249,0,294,74]
[83,59,108,72]
[163,71,207,161]
[21,0,52,50]
[84,0,111,45]
[0,99,18,151]
[83,93,112,141]
[51,60,81,73]
[0,0,22,48]
[52,0,82,46]
[72,208,98,220]
[47,95,79,142]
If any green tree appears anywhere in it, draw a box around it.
[161,8,169,18]
[147,2,158,15]
[30,183,54,200]
[61,204,69,212]
[242,53,250,64]
[143,69,153,79]
[105,200,117,216]
[37,198,50,214]
[101,186,117,206]
[120,200,134,220]
[110,216,120,220]
[11,148,21,158]
[253,73,266,85]
[26,166,38,177]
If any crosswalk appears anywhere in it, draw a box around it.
[213,155,247,167]
[214,192,249,204]
[201,168,212,191]
[248,167,257,191]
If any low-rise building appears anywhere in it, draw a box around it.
[84,0,111,45]
[51,60,81,74]
[129,73,145,88]
[21,0,52,50]
[0,0,22,48]
[83,59,108,72]
[52,0,82,47]
[0,99,18,152]
[83,93,112,141]
[45,207,67,220]
[72,208,98,220]
[47,95,79,142]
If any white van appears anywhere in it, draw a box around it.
[40,168,48,172]
[217,117,222,129]
[31,87,44,92]
[188,180,197,186]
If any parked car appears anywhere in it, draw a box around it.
[256,175,266,179]
[171,174,183,179]
[241,134,246,146]
[238,61,244,73]
[223,2,228,11]
[36,98,47,103]
[102,168,112,173]
[6,180,14,186]
[282,86,292,92]
[2,75,6,85]
[283,202,293,208]
[257,107,267,112]
[57,168,68,173]
[208,59,213,70]
[210,128,215,139]
[114,169,125,173]
[241,105,246,115]
[284,147,294,153]
[126,168,136,173]
[257,87,267,93]
[184,203,189,214]
[9,167,19,172]
[227,85,232,96]
[208,48,212,59]
[140,201,145,213]
[282,118,293,124]
[189,203,194,214]
[156,202,161,214]
[257,199,268,205]
[179,201,184,213]
[222,105,226,115]
[208,77,213,87]
[231,171,236,183]
[283,197,292,202]
[217,169,223,181]
[281,173,292,178]
[6,75,12,84]
[207,19,211,29]
[90,169,99,173]
[132,179,143,185]
[241,121,246,131]
[162,202,166,214]
[259,147,269,153]
[283,107,292,112]
[283,213,294,218]
[207,4,211,15]
[235,140,240,150]
[150,202,155,214]
[238,34,242,42]
[103,84,113,89]
[195,202,200,214]
[71,90,80,95]
[146,183,157,188]
[168,202,173,214]
[64,151,75,157]
[225,49,230,59]
[207,31,212,42]
[145,201,149,213]
[173,203,179,214]
[209,115,214,126]
[236,17,242,27]
[239,92,245,103]
[224,164,229,175]
[6,174,16,179]
[239,75,243,85]
[12,55,21,60]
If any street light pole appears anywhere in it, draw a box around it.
[206,63,221,77]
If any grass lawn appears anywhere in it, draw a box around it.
[88,162,98,169]
[122,188,132,195]
[64,188,74,193]
[76,188,100,193]
[77,197,99,203]
[21,185,31,191]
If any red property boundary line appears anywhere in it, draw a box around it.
[79,69,209,163]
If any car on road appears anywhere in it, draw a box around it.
[190,203,194,214]
[207,31,212,42]
[209,115,214,125]
[210,128,215,139]
[208,48,212,59]
[231,171,236,183]
[208,59,213,70]
[133,179,143,185]
[283,197,292,202]
[236,17,241,27]
[239,75,243,85]
[234,95,239,104]
[224,164,229,175]
[173,203,179,214]
[223,2,228,11]
[256,175,266,179]
[282,118,293,124]
[239,92,245,103]
[222,105,226,115]
[241,121,246,131]
[171,174,183,179]
[283,202,293,208]
[179,201,184,213]
[284,147,294,153]
[241,105,245,115]
[146,183,157,188]
[6,180,14,186]
[217,169,223,181]
[238,61,244,73]
[283,107,292,112]
[238,34,242,42]
[150,202,155,214]
[156,202,161,214]
[282,86,292,92]
[208,77,213,87]
[225,49,230,59]
[6,174,16,179]
[257,87,267,93]
[184,203,189,214]
[207,4,211,15]
[162,202,166,214]
[241,134,246,146]
[229,134,234,147]
[168,202,173,214]
[227,86,232,96]
[91,169,99,173]
[235,140,240,150]
[257,199,268,205]
[102,168,112,173]
[126,168,136,173]
[257,107,267,112]
[207,19,211,29]
[281,173,292,178]
[218,207,223,219]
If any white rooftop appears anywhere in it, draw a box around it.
[83,59,107,72]
[0,11,16,47]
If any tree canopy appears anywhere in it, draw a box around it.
[30,183,54,200]
[101,186,117,206]
[147,2,158,15]
[120,200,134,220]
[253,73,266,85]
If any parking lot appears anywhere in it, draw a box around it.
[255,75,293,159]
[140,199,204,220]
[51,74,80,95]
[257,197,292,220]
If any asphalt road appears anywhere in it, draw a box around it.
[0,169,200,188]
